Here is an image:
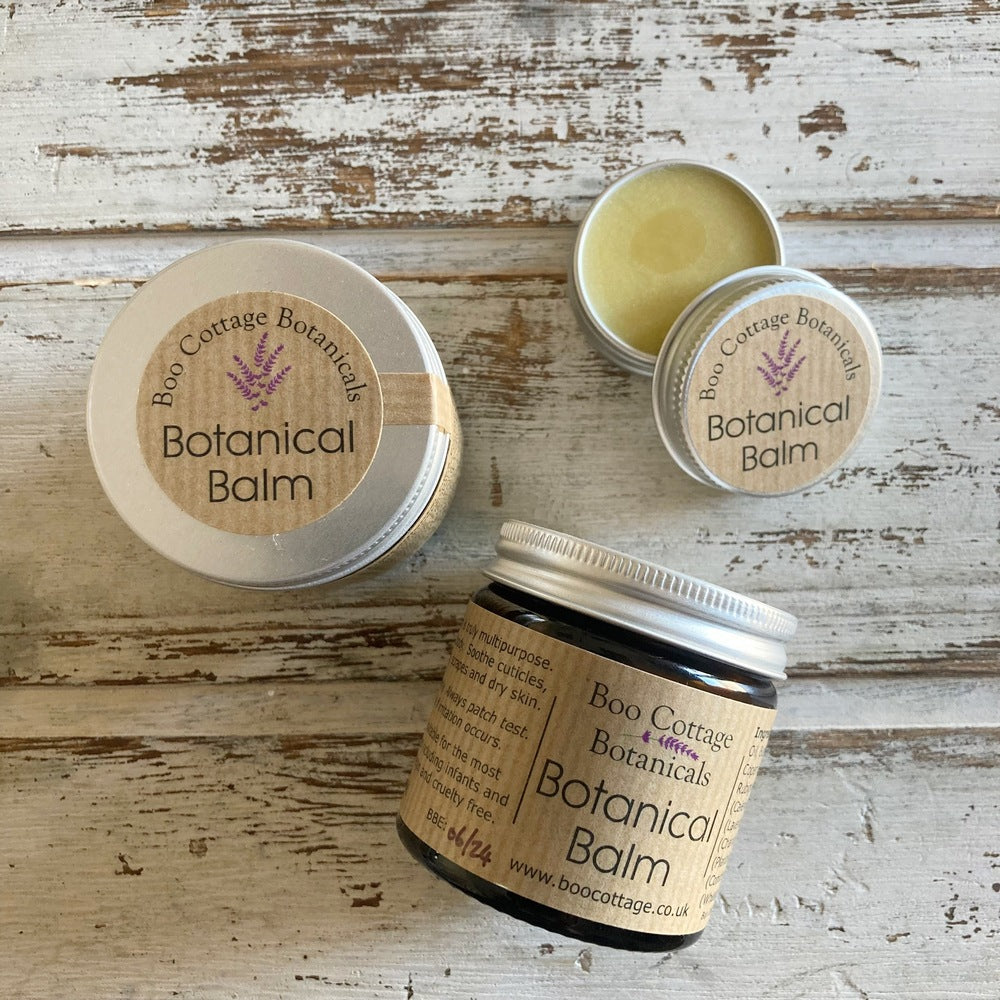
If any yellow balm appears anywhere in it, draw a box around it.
[572,162,783,374]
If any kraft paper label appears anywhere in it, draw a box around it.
[380,372,457,433]
[399,602,776,936]
[137,292,383,535]
[685,293,876,493]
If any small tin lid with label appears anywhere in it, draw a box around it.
[485,520,798,678]
[87,238,460,589]
[651,266,882,495]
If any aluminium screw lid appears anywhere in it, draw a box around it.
[484,520,797,679]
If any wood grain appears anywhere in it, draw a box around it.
[2,3,999,996]
[3,729,998,999]
[3,3,1000,234]
[4,675,1000,740]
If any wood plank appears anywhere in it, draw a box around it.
[2,236,998,686]
[2,222,1000,285]
[3,675,1000,739]
[3,592,998,685]
[2,728,998,998]
[3,3,999,233]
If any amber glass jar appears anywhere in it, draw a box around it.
[397,521,796,951]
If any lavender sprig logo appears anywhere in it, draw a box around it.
[623,730,701,760]
[226,331,292,412]
[641,730,700,761]
[757,330,805,397]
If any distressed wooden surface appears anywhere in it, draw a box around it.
[3,1,1000,232]
[3,229,998,685]
[2,729,999,1000]
[2,2,1000,999]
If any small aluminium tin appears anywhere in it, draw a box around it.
[652,266,882,495]
[570,160,883,494]
[87,238,460,589]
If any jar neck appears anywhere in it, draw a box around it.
[477,582,777,710]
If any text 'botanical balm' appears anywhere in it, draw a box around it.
[571,161,783,375]
[87,239,460,588]
[398,521,797,951]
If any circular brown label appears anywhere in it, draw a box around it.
[136,292,383,534]
[684,293,876,493]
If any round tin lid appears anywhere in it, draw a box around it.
[87,238,457,589]
[653,266,883,495]
[484,520,797,679]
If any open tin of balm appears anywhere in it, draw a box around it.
[571,161,784,375]
[571,161,882,494]
[87,238,461,589]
